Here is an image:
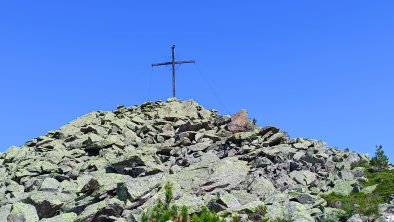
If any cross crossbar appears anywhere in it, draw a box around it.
[151,45,195,98]
[152,60,195,67]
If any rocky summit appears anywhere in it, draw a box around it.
[0,99,393,222]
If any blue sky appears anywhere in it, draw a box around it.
[0,1,393,161]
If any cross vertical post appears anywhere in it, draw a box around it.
[171,45,176,98]
[152,45,195,98]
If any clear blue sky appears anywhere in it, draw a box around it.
[0,1,393,161]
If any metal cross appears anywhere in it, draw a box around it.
[152,45,195,98]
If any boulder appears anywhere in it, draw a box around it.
[7,202,39,222]
[324,207,347,221]
[284,201,314,222]
[346,214,370,222]
[227,110,252,132]
[117,174,163,202]
[228,131,258,142]
[26,191,75,219]
[249,177,277,200]
[200,157,250,192]
[39,213,77,222]
[253,157,273,168]
[0,204,11,222]
[361,184,377,194]
[289,170,317,186]
[218,191,241,209]
[292,193,316,205]
[230,190,259,205]
[263,131,289,147]
[78,173,129,196]
[330,180,356,196]
[76,198,124,222]
[173,193,204,214]
[40,178,60,191]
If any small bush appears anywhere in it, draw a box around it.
[142,182,227,222]
[195,207,224,222]
[248,204,267,221]
[181,206,188,222]
[350,160,370,170]
[164,182,174,206]
[232,214,241,222]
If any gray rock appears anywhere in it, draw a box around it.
[339,170,354,180]
[219,191,241,209]
[172,193,204,214]
[6,180,24,198]
[40,213,77,222]
[376,204,394,222]
[324,207,347,221]
[289,170,317,186]
[347,214,370,222]
[253,157,273,168]
[263,144,296,160]
[284,201,314,222]
[8,202,39,222]
[301,152,326,165]
[361,184,377,194]
[352,167,366,178]
[330,180,356,196]
[117,174,163,202]
[249,177,277,200]
[200,157,250,192]
[76,198,124,222]
[230,190,259,205]
[264,131,289,146]
[0,204,11,221]
[389,194,394,205]
[293,193,316,205]
[40,178,60,191]
[27,191,75,219]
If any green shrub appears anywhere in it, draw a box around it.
[141,212,149,222]
[142,182,227,222]
[191,214,199,222]
[141,182,178,222]
[364,168,394,203]
[323,155,394,220]
[181,206,188,222]
[350,160,370,169]
[232,214,241,222]
[197,207,224,222]
[164,182,174,206]
[323,192,380,218]
[248,204,268,221]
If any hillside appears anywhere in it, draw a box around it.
[0,99,393,222]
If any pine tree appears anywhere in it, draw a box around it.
[370,145,389,171]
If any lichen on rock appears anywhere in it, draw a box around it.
[0,99,389,221]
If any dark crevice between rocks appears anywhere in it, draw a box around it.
[87,149,100,157]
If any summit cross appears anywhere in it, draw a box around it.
[152,45,195,98]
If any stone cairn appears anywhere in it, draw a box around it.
[0,99,388,221]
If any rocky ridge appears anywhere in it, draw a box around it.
[0,99,392,222]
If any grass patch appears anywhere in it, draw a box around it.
[323,166,394,219]
[324,192,380,217]
[364,168,394,202]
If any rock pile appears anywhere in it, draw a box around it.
[0,99,390,221]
